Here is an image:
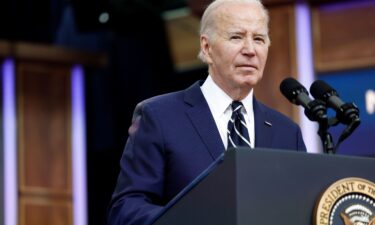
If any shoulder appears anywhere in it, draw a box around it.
[132,81,203,119]
[135,81,203,111]
[131,91,183,119]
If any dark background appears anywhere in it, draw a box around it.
[0,0,206,224]
[2,0,374,224]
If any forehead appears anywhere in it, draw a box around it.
[214,2,268,31]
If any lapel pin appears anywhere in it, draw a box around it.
[264,121,272,127]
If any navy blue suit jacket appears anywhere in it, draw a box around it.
[108,81,306,225]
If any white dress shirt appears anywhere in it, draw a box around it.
[201,75,255,149]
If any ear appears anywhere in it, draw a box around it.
[200,35,213,64]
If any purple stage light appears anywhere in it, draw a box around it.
[2,58,17,225]
[295,3,321,153]
[71,65,87,225]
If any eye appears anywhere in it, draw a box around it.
[254,36,266,44]
[230,35,242,40]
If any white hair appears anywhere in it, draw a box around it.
[198,0,270,62]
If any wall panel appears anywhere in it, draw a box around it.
[0,40,103,225]
[17,61,72,225]
[313,1,375,72]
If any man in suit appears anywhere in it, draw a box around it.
[107,0,306,224]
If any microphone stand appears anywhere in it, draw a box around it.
[317,119,334,154]
[304,100,334,154]
[316,111,360,154]
[329,102,360,153]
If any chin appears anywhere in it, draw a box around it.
[242,76,261,86]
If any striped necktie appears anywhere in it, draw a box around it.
[227,101,251,149]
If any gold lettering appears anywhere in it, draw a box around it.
[349,181,355,190]
[336,186,342,195]
[319,218,328,225]
[324,196,333,210]
[342,182,354,193]
[368,186,375,195]
[322,203,330,212]
[357,184,366,191]
[320,212,328,220]
[330,189,339,201]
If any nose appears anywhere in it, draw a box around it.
[241,39,256,56]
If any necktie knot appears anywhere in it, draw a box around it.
[231,101,243,113]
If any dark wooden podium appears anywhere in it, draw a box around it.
[151,148,375,225]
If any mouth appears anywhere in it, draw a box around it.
[236,64,258,70]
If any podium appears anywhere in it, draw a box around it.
[151,148,375,225]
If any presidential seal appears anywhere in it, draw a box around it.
[314,178,375,225]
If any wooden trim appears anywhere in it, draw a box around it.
[286,5,300,123]
[315,57,375,73]
[0,40,106,67]
[0,40,12,56]
[14,42,106,67]
[312,8,322,72]
[19,187,72,199]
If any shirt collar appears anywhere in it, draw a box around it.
[240,88,254,115]
[201,75,254,115]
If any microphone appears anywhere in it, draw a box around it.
[280,77,326,122]
[310,80,360,125]
[310,80,361,151]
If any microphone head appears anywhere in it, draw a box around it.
[280,77,308,103]
[310,80,338,101]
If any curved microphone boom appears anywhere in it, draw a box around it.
[310,80,360,125]
[280,77,326,122]
[310,80,361,151]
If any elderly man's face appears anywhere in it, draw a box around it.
[201,2,269,98]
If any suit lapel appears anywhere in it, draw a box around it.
[253,98,274,148]
[184,81,225,160]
